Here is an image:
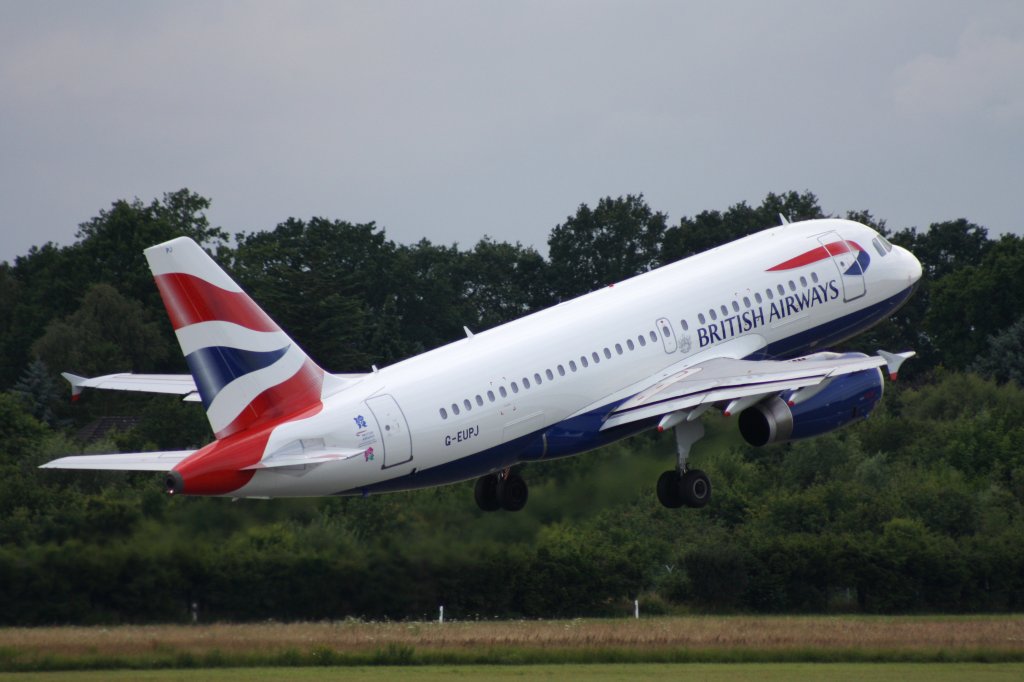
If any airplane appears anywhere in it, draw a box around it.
[42,217,922,511]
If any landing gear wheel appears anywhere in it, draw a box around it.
[498,473,529,512]
[680,469,711,508]
[474,474,501,512]
[656,470,684,509]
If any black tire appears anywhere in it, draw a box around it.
[656,470,684,508]
[474,474,501,512]
[498,473,529,512]
[680,469,711,508]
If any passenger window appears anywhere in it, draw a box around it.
[452,403,460,415]
[523,377,531,389]
[511,382,519,393]
[615,343,623,355]
[724,304,732,315]
[592,351,601,363]
[649,331,657,342]
[777,284,785,295]
[534,372,542,384]
[811,272,819,283]
[788,280,796,291]
[475,395,483,406]
[743,297,750,308]
[464,399,472,411]
[569,360,578,371]
[440,407,448,419]
[766,288,774,300]
[499,386,508,398]
[581,355,589,368]
[627,339,635,351]
[698,313,706,325]
[638,335,647,347]
[755,292,763,304]
[681,320,689,331]
[661,323,671,336]
[603,347,611,359]
[710,309,717,321]
[557,365,565,376]
[487,390,495,402]
[799,276,807,287]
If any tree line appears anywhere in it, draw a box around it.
[0,188,1022,623]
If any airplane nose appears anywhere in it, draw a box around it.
[906,248,923,284]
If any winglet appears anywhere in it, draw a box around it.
[61,372,86,402]
[877,350,915,381]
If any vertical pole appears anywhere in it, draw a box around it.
[634,599,639,619]
[439,605,444,624]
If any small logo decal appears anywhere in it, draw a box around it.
[354,415,368,429]
[364,447,375,462]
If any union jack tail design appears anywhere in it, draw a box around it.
[144,237,325,440]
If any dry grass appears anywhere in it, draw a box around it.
[1,616,1022,659]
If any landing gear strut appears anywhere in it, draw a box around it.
[656,419,711,509]
[474,469,528,512]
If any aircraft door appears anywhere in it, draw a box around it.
[818,232,866,302]
[656,317,677,353]
[365,394,413,468]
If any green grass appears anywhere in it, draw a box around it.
[2,663,1024,682]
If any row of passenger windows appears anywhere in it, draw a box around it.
[680,272,822,329]
[439,270,828,421]
[438,329,662,420]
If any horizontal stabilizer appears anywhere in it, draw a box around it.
[40,450,195,472]
[62,372,200,402]
[241,448,369,470]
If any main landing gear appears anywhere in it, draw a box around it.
[474,468,528,512]
[656,419,712,509]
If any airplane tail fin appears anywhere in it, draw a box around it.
[144,237,325,439]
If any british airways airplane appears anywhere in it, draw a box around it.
[43,218,922,511]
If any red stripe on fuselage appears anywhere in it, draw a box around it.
[767,240,861,272]
[154,272,279,332]
[213,358,325,440]
[173,400,325,496]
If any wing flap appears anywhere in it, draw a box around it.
[40,450,195,471]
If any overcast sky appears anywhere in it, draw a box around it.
[1,0,1022,263]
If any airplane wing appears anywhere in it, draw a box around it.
[63,372,200,402]
[39,450,196,471]
[601,350,913,431]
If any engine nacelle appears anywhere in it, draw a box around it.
[738,362,884,447]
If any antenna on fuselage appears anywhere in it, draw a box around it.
[778,213,791,225]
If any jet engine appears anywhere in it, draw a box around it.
[738,361,884,447]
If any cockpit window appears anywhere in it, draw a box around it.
[877,234,894,253]
[872,237,886,257]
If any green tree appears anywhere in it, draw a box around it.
[973,316,1024,385]
[548,194,667,300]
[32,283,171,377]
[661,190,824,263]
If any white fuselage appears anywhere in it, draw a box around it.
[232,219,920,498]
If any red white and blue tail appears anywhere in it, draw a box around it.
[145,237,325,440]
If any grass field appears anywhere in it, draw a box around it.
[2,664,1024,682]
[0,615,1022,671]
